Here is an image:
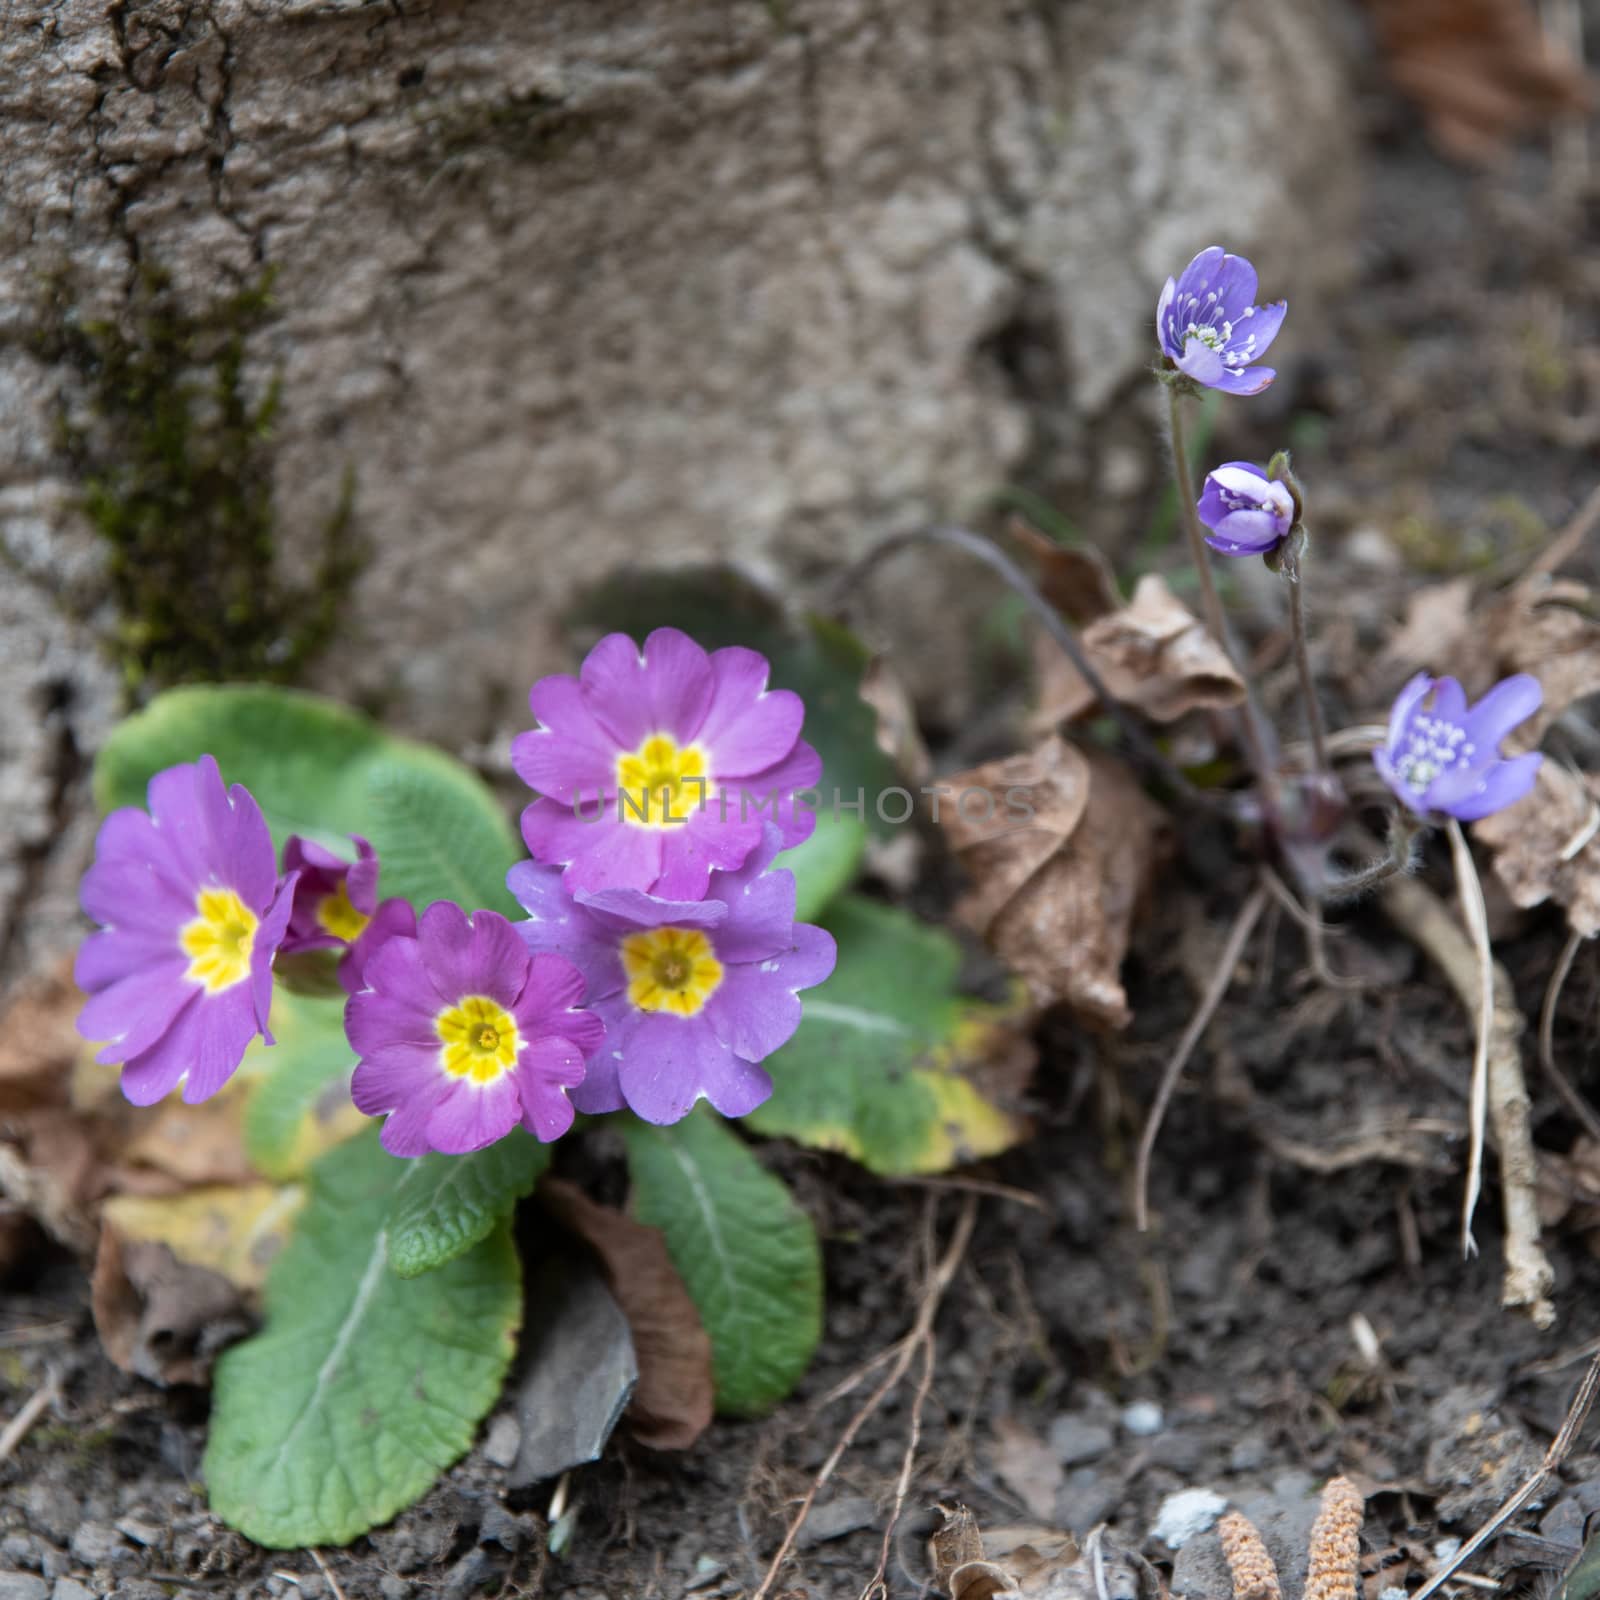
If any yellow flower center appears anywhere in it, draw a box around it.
[615,733,709,827]
[621,926,724,1017]
[436,994,521,1083]
[179,887,259,994]
[314,879,371,943]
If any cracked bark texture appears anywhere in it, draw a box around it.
[0,0,1356,992]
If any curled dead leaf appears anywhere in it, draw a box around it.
[91,1223,254,1386]
[1011,519,1122,625]
[930,1504,1140,1600]
[941,739,1165,1027]
[1473,762,1600,936]
[542,1177,714,1451]
[1032,573,1246,731]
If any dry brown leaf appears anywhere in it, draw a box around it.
[1382,577,1475,674]
[1488,575,1600,742]
[1365,0,1591,164]
[942,740,1165,1027]
[91,1223,254,1387]
[861,654,933,787]
[930,1504,1137,1600]
[0,957,83,1113]
[117,1081,258,1190]
[1033,573,1245,730]
[989,1417,1064,1522]
[1473,762,1600,936]
[542,1177,714,1452]
[1011,519,1122,625]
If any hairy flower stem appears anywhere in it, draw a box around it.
[1164,385,1277,797]
[1283,548,1331,775]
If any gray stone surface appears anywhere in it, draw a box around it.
[0,0,1356,994]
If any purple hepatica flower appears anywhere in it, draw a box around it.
[512,627,822,901]
[1374,673,1544,822]
[507,825,836,1126]
[279,833,415,996]
[75,756,298,1107]
[346,901,603,1156]
[1157,245,1286,395]
[1196,460,1296,555]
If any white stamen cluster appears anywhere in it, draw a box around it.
[1394,712,1476,794]
[1168,282,1260,370]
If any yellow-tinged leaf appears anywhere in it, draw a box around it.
[102,1182,304,1292]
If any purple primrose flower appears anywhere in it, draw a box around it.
[1196,460,1296,555]
[346,901,603,1156]
[1374,673,1543,822]
[1157,246,1285,395]
[513,628,822,901]
[75,756,298,1106]
[507,826,836,1126]
[279,833,415,996]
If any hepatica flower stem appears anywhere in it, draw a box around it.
[1164,384,1277,798]
[1282,543,1331,776]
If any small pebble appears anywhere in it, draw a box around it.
[0,1574,50,1600]
[1122,1400,1164,1437]
[67,1525,131,1571]
[482,1412,521,1470]
[1379,1589,1408,1600]
[1433,1539,1462,1563]
[1048,1415,1114,1466]
[796,1495,875,1549]
[1151,1487,1227,1550]
[52,1581,96,1600]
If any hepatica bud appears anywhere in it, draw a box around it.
[1196,461,1296,556]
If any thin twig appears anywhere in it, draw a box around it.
[859,1329,937,1600]
[832,524,1202,803]
[1446,818,1494,1259]
[1285,559,1331,775]
[1528,481,1600,580]
[1381,871,1556,1325]
[0,1370,59,1465]
[751,1196,979,1600]
[889,1174,1048,1212]
[1411,1354,1600,1600]
[1538,928,1600,1144]
[1134,884,1269,1230]
[309,1550,349,1600]
[1164,387,1278,795]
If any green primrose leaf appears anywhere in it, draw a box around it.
[781,808,868,923]
[92,684,521,915]
[620,1107,821,1416]
[242,990,364,1182]
[385,1130,552,1278]
[745,895,1033,1175]
[362,758,521,917]
[204,1127,521,1548]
